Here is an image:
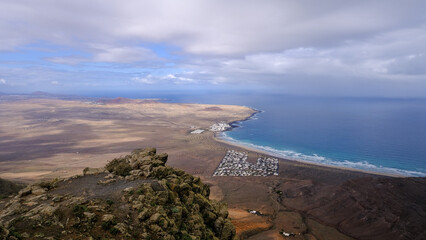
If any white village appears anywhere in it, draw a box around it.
[213,150,279,176]
[189,122,279,177]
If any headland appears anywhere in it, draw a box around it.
[0,95,424,240]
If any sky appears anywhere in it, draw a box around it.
[0,0,426,97]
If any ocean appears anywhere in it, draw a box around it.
[89,91,426,177]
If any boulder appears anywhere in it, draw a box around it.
[97,179,116,185]
[149,212,161,223]
[220,219,235,240]
[130,169,142,176]
[122,187,134,193]
[84,212,96,221]
[214,217,224,234]
[143,147,157,156]
[17,187,32,198]
[157,153,168,164]
[132,203,144,210]
[101,214,115,222]
[114,223,127,234]
[216,202,229,219]
[203,210,217,226]
[137,209,150,221]
[83,167,103,176]
[31,186,46,196]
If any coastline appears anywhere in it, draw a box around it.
[226,108,262,130]
[2,95,424,239]
[216,108,405,178]
[0,96,257,182]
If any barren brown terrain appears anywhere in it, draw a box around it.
[0,96,425,240]
[0,97,253,181]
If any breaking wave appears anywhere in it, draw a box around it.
[219,132,426,177]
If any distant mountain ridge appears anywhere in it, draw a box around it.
[0,92,162,104]
[96,97,159,105]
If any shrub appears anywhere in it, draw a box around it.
[171,207,180,213]
[105,158,132,176]
[102,220,116,230]
[110,227,119,235]
[73,204,88,218]
[181,233,192,240]
[106,199,114,206]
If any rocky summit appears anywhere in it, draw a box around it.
[0,148,236,240]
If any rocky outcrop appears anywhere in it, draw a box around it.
[0,148,235,240]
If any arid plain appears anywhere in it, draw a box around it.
[0,96,254,181]
[1,95,425,240]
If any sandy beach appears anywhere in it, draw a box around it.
[214,134,402,178]
[1,96,421,240]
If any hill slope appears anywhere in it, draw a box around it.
[0,179,25,199]
[279,176,426,240]
[0,148,236,240]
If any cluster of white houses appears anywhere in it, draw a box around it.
[190,122,231,134]
[213,150,279,176]
[209,122,231,132]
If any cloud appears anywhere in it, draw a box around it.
[163,74,197,84]
[92,45,160,63]
[46,45,161,64]
[130,73,198,85]
[1,1,425,55]
[0,78,6,85]
[0,1,426,97]
[183,26,426,83]
[46,57,87,65]
[131,75,155,85]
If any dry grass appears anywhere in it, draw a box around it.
[228,208,271,238]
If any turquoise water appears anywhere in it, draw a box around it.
[87,91,426,177]
[223,95,426,177]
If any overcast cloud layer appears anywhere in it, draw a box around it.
[0,0,425,97]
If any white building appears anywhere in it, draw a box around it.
[190,129,205,134]
[209,122,231,132]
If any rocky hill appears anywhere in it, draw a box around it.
[0,148,236,240]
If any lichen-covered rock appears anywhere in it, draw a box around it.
[114,222,128,234]
[97,178,116,184]
[132,147,156,157]
[101,214,115,222]
[83,211,96,221]
[83,167,104,176]
[137,209,151,221]
[221,219,236,240]
[17,187,32,198]
[0,148,235,240]
[30,186,46,196]
[157,153,169,164]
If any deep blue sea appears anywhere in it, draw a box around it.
[88,91,426,177]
